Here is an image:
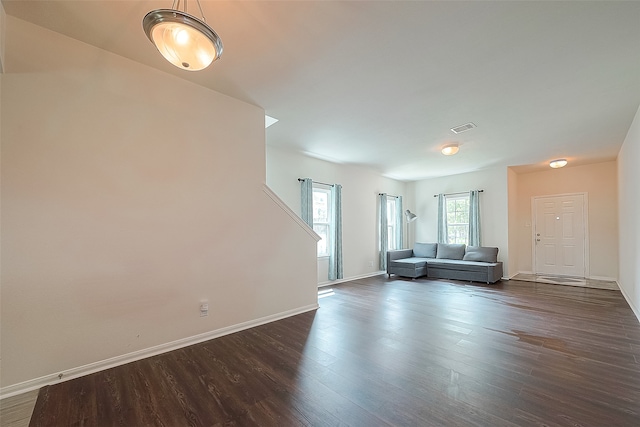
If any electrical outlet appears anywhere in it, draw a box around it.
[369,260,374,267]
[200,302,209,317]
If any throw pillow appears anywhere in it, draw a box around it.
[436,243,466,260]
[463,246,499,263]
[413,242,437,258]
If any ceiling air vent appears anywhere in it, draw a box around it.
[450,122,476,134]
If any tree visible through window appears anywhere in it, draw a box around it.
[313,187,331,257]
[387,198,398,250]
[446,196,470,244]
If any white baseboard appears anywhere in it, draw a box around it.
[588,275,617,282]
[0,303,319,400]
[515,271,618,283]
[499,271,528,281]
[318,271,385,288]
[617,283,640,323]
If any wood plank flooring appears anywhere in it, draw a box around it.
[16,276,640,426]
[0,390,39,427]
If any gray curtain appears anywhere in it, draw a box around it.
[329,185,343,280]
[379,193,388,270]
[300,178,313,227]
[437,193,448,244]
[469,190,481,246]
[396,196,403,249]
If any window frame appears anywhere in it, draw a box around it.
[446,195,470,245]
[387,197,399,250]
[312,186,332,258]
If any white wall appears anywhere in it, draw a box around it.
[1,17,318,392]
[514,161,618,280]
[618,104,640,320]
[410,167,510,276]
[266,145,409,284]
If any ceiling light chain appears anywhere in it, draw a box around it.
[170,0,206,21]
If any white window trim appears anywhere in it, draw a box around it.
[313,186,332,258]
[446,195,470,245]
[387,197,399,250]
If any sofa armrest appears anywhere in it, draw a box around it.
[387,249,414,264]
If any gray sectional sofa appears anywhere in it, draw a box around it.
[387,242,503,284]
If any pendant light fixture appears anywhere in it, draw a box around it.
[143,0,223,71]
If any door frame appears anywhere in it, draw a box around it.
[531,192,589,278]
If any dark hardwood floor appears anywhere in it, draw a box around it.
[29,276,640,426]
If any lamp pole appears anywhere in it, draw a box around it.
[406,221,410,249]
[405,210,417,249]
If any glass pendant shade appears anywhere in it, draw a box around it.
[143,9,223,71]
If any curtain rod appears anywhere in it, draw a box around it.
[298,178,334,187]
[433,189,484,197]
[379,193,400,198]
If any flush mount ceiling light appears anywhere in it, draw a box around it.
[143,0,223,71]
[549,159,568,168]
[441,143,459,156]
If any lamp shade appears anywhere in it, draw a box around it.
[143,9,223,71]
[405,210,417,223]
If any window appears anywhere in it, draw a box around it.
[387,197,399,250]
[312,187,331,257]
[446,195,470,244]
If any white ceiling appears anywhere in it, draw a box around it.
[4,1,640,181]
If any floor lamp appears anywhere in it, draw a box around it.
[405,210,417,248]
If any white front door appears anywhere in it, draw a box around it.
[534,194,586,277]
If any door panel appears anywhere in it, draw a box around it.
[543,245,556,265]
[534,194,586,277]
[544,213,555,237]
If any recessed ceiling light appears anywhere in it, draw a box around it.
[450,123,476,134]
[441,143,459,156]
[549,159,568,168]
[265,115,279,128]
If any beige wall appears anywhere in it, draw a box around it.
[618,104,640,319]
[1,17,317,391]
[410,167,510,276]
[507,168,519,278]
[0,2,5,73]
[266,145,409,284]
[514,161,618,280]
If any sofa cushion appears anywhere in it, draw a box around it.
[389,257,428,268]
[436,243,466,260]
[413,242,437,258]
[463,246,499,263]
[426,258,500,272]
